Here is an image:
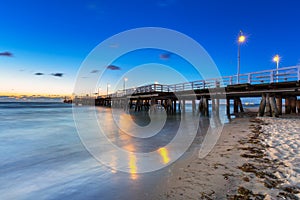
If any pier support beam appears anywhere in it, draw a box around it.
[297,100,300,114]
[269,95,279,117]
[276,96,282,115]
[265,93,270,115]
[192,99,196,113]
[211,98,216,112]
[258,93,266,117]
[290,96,297,114]
[233,97,243,114]
[199,97,209,116]
[182,100,186,113]
[226,98,230,117]
[234,98,238,113]
[238,98,244,113]
[285,97,291,114]
[204,97,209,116]
[258,93,279,117]
[216,98,220,114]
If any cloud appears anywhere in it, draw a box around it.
[0,51,13,57]
[159,53,172,60]
[107,65,121,70]
[109,44,119,48]
[51,73,64,77]
[34,72,44,76]
[90,69,100,73]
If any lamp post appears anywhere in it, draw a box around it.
[107,83,110,97]
[97,87,101,97]
[123,77,128,95]
[273,54,280,82]
[237,30,246,84]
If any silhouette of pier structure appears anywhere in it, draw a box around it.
[74,66,300,117]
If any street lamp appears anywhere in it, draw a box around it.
[237,30,246,84]
[123,77,128,94]
[107,83,111,97]
[273,54,280,82]
[97,87,101,96]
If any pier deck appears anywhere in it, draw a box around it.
[75,66,300,117]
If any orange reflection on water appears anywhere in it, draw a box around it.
[129,153,138,180]
[157,147,170,164]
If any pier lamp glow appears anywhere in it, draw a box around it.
[238,34,246,43]
[273,54,280,82]
[237,30,246,84]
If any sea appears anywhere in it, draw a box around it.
[0,101,257,199]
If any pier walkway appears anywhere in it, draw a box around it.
[75,66,300,117]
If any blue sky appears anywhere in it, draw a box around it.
[1,0,300,95]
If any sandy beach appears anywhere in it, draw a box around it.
[157,114,300,199]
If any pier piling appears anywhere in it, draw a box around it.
[276,96,282,115]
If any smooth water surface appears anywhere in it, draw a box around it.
[0,102,229,199]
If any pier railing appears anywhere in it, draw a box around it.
[109,65,300,97]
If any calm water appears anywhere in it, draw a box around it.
[0,102,240,199]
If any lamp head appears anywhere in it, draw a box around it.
[273,54,280,62]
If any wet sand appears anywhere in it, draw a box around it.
[157,114,300,199]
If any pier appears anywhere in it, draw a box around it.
[75,66,300,117]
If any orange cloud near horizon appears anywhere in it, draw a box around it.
[0,92,72,98]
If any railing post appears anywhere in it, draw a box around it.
[183,83,185,91]
[229,76,232,85]
[248,73,251,83]
[203,80,205,89]
[154,84,156,91]
[191,82,194,90]
[270,71,274,83]
[298,66,300,81]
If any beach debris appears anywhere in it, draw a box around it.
[281,185,300,194]
[213,163,226,169]
[242,176,250,182]
[227,186,266,199]
[200,191,214,200]
[223,173,234,180]
[277,191,299,200]
[234,117,300,199]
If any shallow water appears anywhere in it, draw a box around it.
[0,102,227,199]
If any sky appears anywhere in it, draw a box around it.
[1,0,300,97]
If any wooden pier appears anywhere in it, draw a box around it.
[74,66,300,117]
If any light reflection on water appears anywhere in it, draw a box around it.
[157,147,170,164]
